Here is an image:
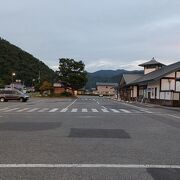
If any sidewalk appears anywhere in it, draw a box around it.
[112,98,180,111]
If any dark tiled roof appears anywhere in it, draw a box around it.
[96,82,118,87]
[122,74,143,85]
[139,57,165,67]
[131,61,180,85]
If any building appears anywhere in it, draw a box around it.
[96,82,118,96]
[53,82,73,95]
[119,58,180,106]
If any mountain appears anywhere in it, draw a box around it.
[0,38,56,86]
[85,69,143,89]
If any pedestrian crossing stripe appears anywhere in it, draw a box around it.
[0,107,153,114]
[38,108,49,112]
[71,108,78,112]
[17,108,30,112]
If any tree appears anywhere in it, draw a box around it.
[58,58,87,90]
[39,81,53,94]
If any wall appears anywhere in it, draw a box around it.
[144,68,156,74]
[147,81,160,99]
[97,85,116,95]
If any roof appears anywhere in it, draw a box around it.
[122,74,143,85]
[139,57,165,67]
[130,61,180,85]
[96,82,118,87]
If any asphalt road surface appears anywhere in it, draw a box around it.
[0,96,180,180]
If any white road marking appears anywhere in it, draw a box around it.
[139,109,152,113]
[92,109,98,112]
[101,106,107,109]
[49,108,59,112]
[101,109,109,112]
[27,108,39,112]
[130,109,141,113]
[168,114,180,119]
[16,108,30,112]
[4,108,20,112]
[0,107,9,111]
[0,164,179,168]
[60,108,68,112]
[71,108,78,112]
[97,101,100,105]
[119,109,131,113]
[110,109,120,113]
[64,98,78,109]
[82,108,88,112]
[38,108,49,112]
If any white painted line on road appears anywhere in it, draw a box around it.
[168,114,180,119]
[101,109,109,112]
[4,108,20,112]
[71,108,78,112]
[92,109,98,112]
[27,108,39,112]
[119,109,131,113]
[82,108,88,112]
[97,101,100,105]
[49,108,59,112]
[60,108,68,112]
[38,108,49,112]
[139,109,152,113]
[110,109,120,113]
[0,107,9,111]
[16,108,30,112]
[0,164,180,168]
[64,98,78,109]
[101,106,107,109]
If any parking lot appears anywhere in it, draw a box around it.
[0,96,180,179]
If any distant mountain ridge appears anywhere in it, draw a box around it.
[86,69,143,89]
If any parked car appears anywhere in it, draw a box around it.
[0,89,29,102]
[99,94,103,97]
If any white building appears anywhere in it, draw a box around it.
[120,58,180,106]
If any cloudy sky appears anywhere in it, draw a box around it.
[0,0,180,72]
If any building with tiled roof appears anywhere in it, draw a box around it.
[119,58,180,106]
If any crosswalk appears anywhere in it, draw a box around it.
[0,107,153,114]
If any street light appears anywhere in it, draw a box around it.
[11,72,16,88]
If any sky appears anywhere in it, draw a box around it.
[0,0,180,72]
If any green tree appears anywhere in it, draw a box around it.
[39,81,53,94]
[58,58,87,90]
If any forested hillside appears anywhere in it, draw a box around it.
[85,69,143,89]
[0,38,56,86]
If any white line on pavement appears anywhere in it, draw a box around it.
[92,109,98,112]
[60,108,68,112]
[82,108,88,112]
[97,101,100,105]
[0,164,179,168]
[101,106,107,109]
[168,114,180,119]
[0,107,9,111]
[38,108,49,112]
[110,109,120,113]
[27,108,39,112]
[71,108,78,112]
[101,109,109,112]
[49,108,59,112]
[4,108,20,112]
[16,108,30,112]
[119,109,131,113]
[64,98,78,109]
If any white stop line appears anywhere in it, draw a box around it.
[0,164,180,168]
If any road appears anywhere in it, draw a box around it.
[0,96,180,180]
